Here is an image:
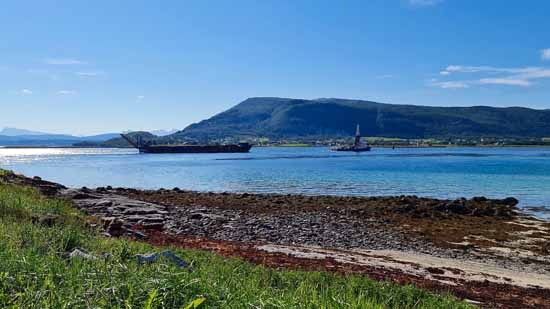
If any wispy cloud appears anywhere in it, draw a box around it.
[20,89,33,95]
[444,65,536,74]
[409,0,443,6]
[434,64,550,88]
[376,74,394,79]
[58,90,77,95]
[542,49,550,61]
[479,78,531,87]
[430,80,469,89]
[76,71,102,77]
[45,58,85,65]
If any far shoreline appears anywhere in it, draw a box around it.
[2,144,550,149]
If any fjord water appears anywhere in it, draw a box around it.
[1,146,549,219]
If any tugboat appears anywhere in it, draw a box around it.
[120,134,252,154]
[332,124,371,152]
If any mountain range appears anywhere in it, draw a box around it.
[4,97,550,147]
[0,132,120,147]
[171,97,550,140]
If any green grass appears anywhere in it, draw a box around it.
[0,182,473,308]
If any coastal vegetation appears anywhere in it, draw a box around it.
[0,176,472,308]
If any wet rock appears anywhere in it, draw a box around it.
[502,197,519,207]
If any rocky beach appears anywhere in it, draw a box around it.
[1,170,549,308]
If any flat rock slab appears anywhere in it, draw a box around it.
[61,189,169,229]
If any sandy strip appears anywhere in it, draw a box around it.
[258,244,550,289]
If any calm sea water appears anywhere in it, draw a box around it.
[1,146,549,219]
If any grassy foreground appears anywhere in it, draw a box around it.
[0,182,473,308]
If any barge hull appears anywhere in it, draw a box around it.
[139,144,252,153]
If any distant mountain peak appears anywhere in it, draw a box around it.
[0,127,49,136]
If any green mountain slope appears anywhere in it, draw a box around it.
[171,97,550,140]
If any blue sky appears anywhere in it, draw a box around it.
[1,0,549,135]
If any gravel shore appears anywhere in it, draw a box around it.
[2,170,550,307]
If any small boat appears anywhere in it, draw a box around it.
[332,124,371,152]
[120,134,252,154]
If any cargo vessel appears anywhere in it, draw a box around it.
[120,134,252,154]
[332,124,371,152]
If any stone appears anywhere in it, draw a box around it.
[32,214,60,227]
[67,248,97,260]
[131,231,147,239]
[502,197,519,207]
[190,213,204,220]
[136,250,189,268]
[122,207,164,215]
[95,200,113,207]
[73,192,96,199]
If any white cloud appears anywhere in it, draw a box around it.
[479,78,531,87]
[434,64,550,88]
[512,68,550,80]
[376,74,394,79]
[541,49,550,61]
[445,65,516,74]
[136,95,145,101]
[430,80,469,89]
[409,0,443,6]
[20,89,32,95]
[45,58,85,65]
[58,90,77,95]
